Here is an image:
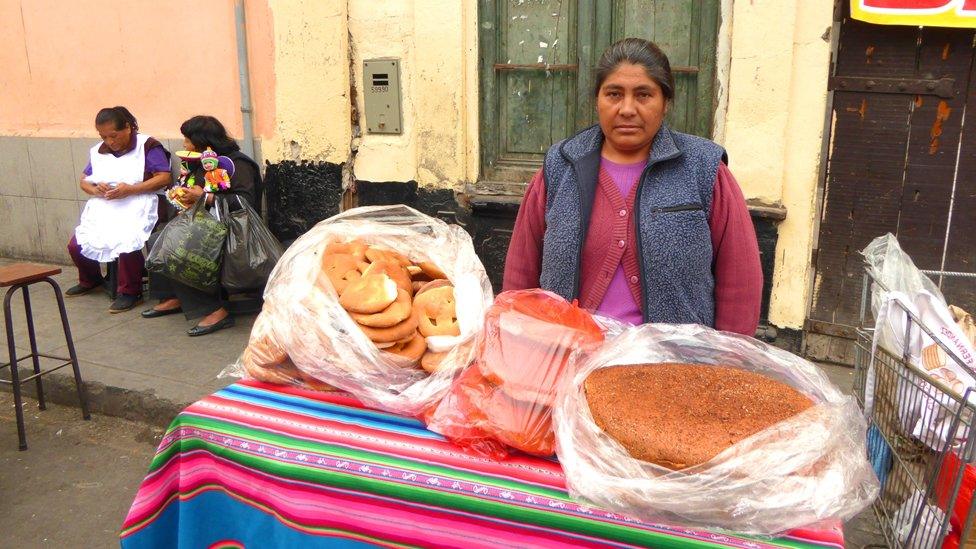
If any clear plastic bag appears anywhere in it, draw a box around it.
[553,323,879,535]
[425,290,605,458]
[231,205,492,415]
[862,232,945,318]
[232,310,337,392]
[862,234,976,450]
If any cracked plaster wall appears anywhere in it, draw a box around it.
[722,0,834,330]
[261,0,350,165]
[348,0,478,189]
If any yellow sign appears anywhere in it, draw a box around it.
[852,0,976,28]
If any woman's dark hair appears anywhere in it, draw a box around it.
[180,115,240,155]
[594,38,675,101]
[95,106,138,131]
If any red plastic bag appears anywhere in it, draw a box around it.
[426,290,604,458]
[936,450,976,549]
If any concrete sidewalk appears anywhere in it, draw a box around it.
[0,258,253,428]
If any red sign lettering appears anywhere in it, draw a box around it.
[863,0,954,8]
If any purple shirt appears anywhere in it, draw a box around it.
[83,134,171,177]
[594,157,647,325]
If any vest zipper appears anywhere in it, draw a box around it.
[572,162,585,299]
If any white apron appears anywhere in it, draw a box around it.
[75,133,159,262]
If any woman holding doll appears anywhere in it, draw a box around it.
[141,115,262,336]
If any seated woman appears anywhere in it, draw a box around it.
[503,38,763,335]
[142,115,262,336]
[67,106,172,313]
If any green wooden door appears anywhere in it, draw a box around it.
[612,1,720,139]
[479,0,720,185]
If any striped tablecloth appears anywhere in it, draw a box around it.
[120,380,846,548]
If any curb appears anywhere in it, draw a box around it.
[1,369,186,429]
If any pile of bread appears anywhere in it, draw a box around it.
[240,313,336,391]
[242,238,460,387]
[319,238,459,373]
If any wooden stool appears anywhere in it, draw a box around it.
[0,263,90,450]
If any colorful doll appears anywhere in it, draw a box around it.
[166,150,202,210]
[201,148,234,192]
[176,150,201,187]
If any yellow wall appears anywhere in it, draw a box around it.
[722,0,834,329]
[348,0,478,188]
[261,0,349,165]
[0,0,275,141]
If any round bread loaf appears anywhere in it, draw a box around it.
[584,363,814,470]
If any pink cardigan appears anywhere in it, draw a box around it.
[502,162,764,336]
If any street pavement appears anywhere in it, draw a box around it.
[0,391,163,548]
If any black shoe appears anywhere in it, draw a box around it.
[66,283,103,297]
[141,306,183,318]
[109,294,144,314]
[187,316,235,337]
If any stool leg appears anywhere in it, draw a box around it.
[22,286,45,411]
[4,286,28,450]
[45,278,90,421]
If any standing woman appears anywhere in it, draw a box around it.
[67,106,172,313]
[142,115,262,336]
[503,38,763,335]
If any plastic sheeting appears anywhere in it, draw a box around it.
[554,323,879,535]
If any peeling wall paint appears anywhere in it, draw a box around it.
[261,0,350,166]
[712,0,734,144]
[723,0,834,329]
[348,0,478,189]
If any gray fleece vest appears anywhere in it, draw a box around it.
[539,124,726,325]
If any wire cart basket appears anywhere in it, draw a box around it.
[853,267,976,548]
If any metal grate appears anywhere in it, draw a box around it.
[854,269,976,548]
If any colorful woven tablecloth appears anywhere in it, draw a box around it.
[120,380,846,548]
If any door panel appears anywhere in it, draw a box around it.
[611,0,719,138]
[480,0,721,183]
[811,12,976,329]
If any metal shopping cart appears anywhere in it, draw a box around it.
[853,267,976,548]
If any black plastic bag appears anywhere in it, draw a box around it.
[147,195,228,292]
[217,195,284,292]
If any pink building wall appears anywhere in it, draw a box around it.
[0,0,275,140]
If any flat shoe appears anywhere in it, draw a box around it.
[187,316,235,337]
[141,307,183,319]
[109,294,144,314]
[65,283,102,297]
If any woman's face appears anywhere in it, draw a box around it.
[596,63,668,158]
[96,122,132,153]
[182,136,196,152]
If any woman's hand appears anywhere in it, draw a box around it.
[104,184,134,200]
[81,181,111,197]
[178,185,206,208]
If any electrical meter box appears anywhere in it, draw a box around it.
[363,58,402,134]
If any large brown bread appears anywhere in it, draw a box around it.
[584,363,814,470]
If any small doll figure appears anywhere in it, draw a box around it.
[200,148,234,192]
[166,150,203,210]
